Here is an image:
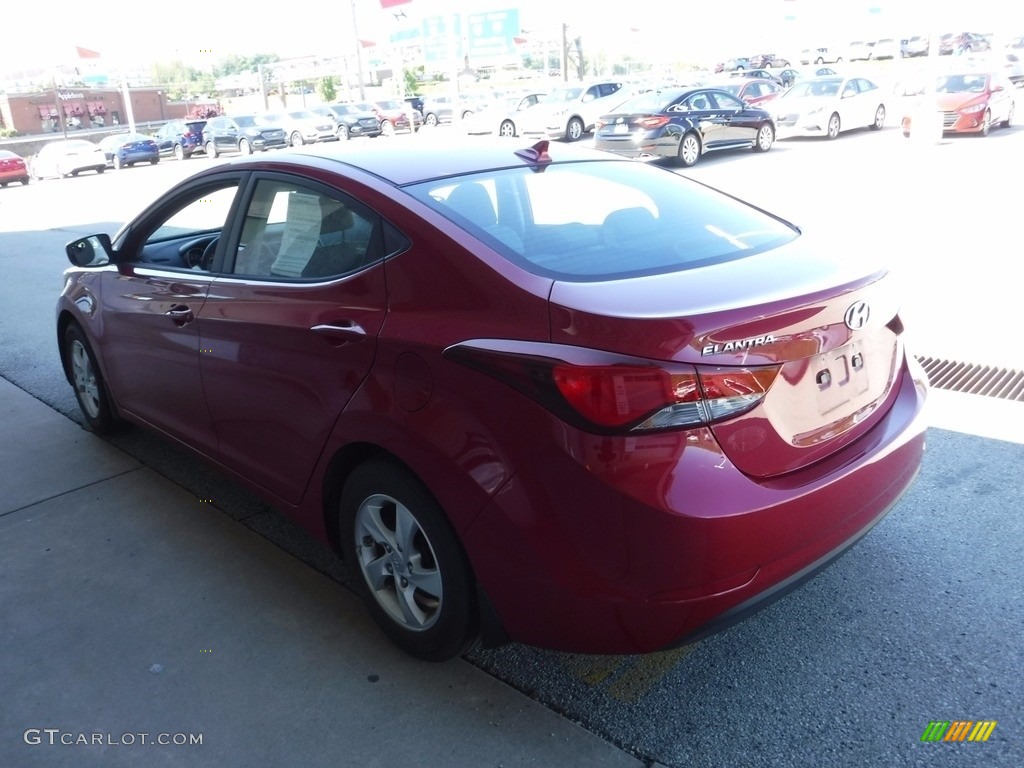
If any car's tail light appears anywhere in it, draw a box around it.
[445,340,779,434]
[636,116,670,129]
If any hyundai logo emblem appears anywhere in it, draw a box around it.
[844,301,871,331]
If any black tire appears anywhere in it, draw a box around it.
[827,112,841,139]
[425,113,438,127]
[63,323,119,434]
[339,459,479,662]
[21,178,29,185]
[499,119,516,137]
[753,122,775,152]
[206,141,218,159]
[980,110,991,137]
[677,131,702,167]
[1001,103,1014,128]
[149,158,159,165]
[566,116,585,141]
[870,104,886,130]
[239,138,253,155]
[816,57,824,64]
[112,155,123,170]
[174,143,185,161]
[290,131,304,147]
[338,124,350,140]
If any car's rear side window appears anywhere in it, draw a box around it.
[406,161,797,281]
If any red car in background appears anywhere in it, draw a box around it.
[902,72,1015,137]
[0,149,30,186]
[714,77,784,107]
[56,139,928,661]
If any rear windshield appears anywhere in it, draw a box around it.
[404,160,797,281]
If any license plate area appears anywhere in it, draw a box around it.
[814,341,870,416]
[613,123,629,134]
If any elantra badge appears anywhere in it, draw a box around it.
[844,301,870,331]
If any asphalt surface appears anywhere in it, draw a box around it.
[2,124,1023,766]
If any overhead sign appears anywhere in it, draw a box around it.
[466,9,520,58]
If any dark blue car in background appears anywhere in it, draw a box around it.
[98,133,160,169]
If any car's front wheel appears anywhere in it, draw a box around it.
[1001,103,1014,128]
[425,113,438,127]
[754,123,775,152]
[499,119,516,137]
[980,110,991,136]
[827,113,841,139]
[677,131,702,167]
[174,143,185,161]
[206,141,218,159]
[339,459,479,662]
[381,119,395,136]
[112,155,123,170]
[63,323,119,434]
[239,138,253,155]
[870,105,886,130]
[290,131,304,147]
[566,117,584,142]
[338,124,350,141]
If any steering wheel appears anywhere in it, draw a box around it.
[198,236,219,271]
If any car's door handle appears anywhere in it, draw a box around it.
[165,305,195,326]
[311,321,367,344]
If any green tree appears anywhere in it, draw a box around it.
[403,67,422,96]
[318,76,337,103]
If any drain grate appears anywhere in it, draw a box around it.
[916,356,1024,403]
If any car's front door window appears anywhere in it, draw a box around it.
[228,179,381,280]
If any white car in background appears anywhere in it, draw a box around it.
[29,140,107,179]
[265,109,338,146]
[463,91,548,137]
[774,76,887,139]
[517,80,630,141]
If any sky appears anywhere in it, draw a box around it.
[1,0,1020,74]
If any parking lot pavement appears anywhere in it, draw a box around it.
[0,376,647,768]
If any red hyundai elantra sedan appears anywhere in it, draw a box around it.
[57,139,928,661]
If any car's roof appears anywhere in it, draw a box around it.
[230,137,626,187]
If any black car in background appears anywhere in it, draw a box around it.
[310,104,382,140]
[593,87,775,167]
[152,119,208,159]
[202,115,287,157]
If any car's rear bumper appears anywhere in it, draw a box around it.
[463,356,928,654]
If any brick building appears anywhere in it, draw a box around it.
[0,87,189,136]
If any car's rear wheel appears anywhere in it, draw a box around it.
[754,123,775,152]
[64,323,119,434]
[290,131,304,147]
[149,158,158,165]
[339,459,479,662]
[499,119,516,137]
[677,131,702,167]
[566,117,585,141]
[174,143,185,161]
[827,113,841,139]
[239,138,253,155]
[206,141,218,159]
[871,105,886,130]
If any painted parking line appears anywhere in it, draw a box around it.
[559,644,700,704]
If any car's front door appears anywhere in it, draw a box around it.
[197,175,391,505]
[99,177,245,452]
[709,91,759,145]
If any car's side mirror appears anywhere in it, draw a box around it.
[66,234,113,267]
